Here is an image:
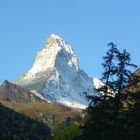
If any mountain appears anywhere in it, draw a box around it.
[93,78,104,89]
[0,80,45,103]
[1,101,79,129]
[15,34,98,109]
[0,103,50,140]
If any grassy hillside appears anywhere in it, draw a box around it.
[0,101,79,129]
[0,103,50,140]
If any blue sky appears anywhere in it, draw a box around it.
[0,0,140,84]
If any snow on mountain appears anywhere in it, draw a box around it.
[15,34,99,109]
[93,78,104,89]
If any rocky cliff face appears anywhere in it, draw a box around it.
[0,80,45,103]
[15,34,98,109]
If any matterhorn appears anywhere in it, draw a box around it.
[15,34,99,109]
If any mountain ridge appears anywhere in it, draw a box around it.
[0,80,45,103]
[15,34,99,109]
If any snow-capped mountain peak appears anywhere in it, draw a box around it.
[15,34,98,109]
[46,34,65,46]
[27,34,79,76]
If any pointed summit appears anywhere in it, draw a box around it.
[45,34,66,47]
[3,80,10,86]
[0,80,45,103]
[45,34,75,56]
[49,34,62,40]
[22,34,79,75]
[46,34,62,47]
[15,34,98,109]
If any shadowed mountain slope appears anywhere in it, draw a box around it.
[0,80,45,103]
[0,103,50,140]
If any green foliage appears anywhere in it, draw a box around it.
[51,116,83,140]
[80,43,140,140]
[0,103,50,140]
[1,43,140,140]
[52,123,80,140]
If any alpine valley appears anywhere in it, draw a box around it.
[1,34,139,140]
[0,34,103,139]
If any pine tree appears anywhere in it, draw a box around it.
[112,49,137,138]
[101,42,118,98]
[80,43,118,140]
[80,43,139,140]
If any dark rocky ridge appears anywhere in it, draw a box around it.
[0,80,45,103]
